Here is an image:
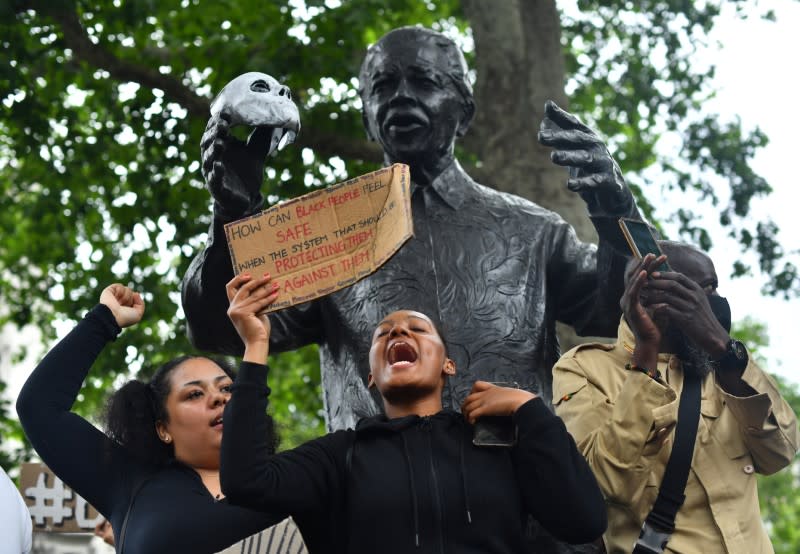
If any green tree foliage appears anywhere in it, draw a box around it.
[268,344,325,449]
[757,372,800,554]
[732,318,800,552]
[0,1,796,463]
[561,1,793,278]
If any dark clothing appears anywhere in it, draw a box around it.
[221,362,607,554]
[183,160,632,430]
[16,304,283,554]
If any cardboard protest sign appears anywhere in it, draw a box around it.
[20,462,104,533]
[225,163,412,312]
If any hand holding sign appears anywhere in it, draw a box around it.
[224,164,413,312]
[226,272,280,363]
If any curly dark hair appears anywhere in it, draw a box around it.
[102,355,236,467]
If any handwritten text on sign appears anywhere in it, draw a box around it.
[20,463,104,533]
[225,164,412,311]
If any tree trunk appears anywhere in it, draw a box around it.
[461,0,596,244]
[461,6,609,550]
[462,0,611,363]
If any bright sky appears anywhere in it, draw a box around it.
[660,0,800,384]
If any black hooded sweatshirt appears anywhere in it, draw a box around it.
[221,363,606,553]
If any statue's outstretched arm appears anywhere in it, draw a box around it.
[201,112,270,223]
[539,101,646,335]
[184,72,303,354]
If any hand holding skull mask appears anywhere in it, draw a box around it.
[201,72,300,222]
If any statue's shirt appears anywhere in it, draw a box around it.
[269,161,617,429]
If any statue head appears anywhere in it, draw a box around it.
[358,27,476,175]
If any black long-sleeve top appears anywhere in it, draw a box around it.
[16,305,283,554]
[221,362,607,553]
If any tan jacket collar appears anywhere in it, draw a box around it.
[617,317,673,365]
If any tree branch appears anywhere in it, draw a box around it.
[36,2,210,119]
[27,1,382,164]
[295,129,383,164]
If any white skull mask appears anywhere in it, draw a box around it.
[210,72,300,155]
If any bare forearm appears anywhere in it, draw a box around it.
[243,342,269,364]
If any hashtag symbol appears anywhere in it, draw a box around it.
[25,472,73,526]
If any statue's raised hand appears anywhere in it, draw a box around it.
[200,72,300,223]
[202,114,269,222]
[538,100,633,216]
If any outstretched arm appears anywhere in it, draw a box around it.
[182,217,246,355]
[538,100,638,220]
[182,112,271,355]
[539,102,644,336]
[16,284,146,518]
[202,113,272,223]
[183,113,322,355]
[539,100,642,263]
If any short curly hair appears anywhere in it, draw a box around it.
[358,26,474,118]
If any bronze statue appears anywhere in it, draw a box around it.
[182,27,638,431]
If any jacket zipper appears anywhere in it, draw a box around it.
[422,417,446,554]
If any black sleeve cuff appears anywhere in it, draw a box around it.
[232,362,271,391]
[591,214,638,255]
[85,304,122,341]
[513,396,555,427]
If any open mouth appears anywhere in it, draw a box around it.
[385,111,427,134]
[249,125,298,157]
[269,126,297,155]
[387,341,418,368]
[210,416,223,428]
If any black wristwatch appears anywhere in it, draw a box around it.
[713,338,749,372]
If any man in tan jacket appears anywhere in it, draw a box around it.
[553,242,798,553]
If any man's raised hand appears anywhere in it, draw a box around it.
[641,270,730,359]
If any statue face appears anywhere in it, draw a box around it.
[362,36,467,168]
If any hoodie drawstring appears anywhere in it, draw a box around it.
[459,420,473,524]
[394,414,474,548]
[401,432,421,547]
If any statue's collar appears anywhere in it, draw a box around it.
[410,159,472,211]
